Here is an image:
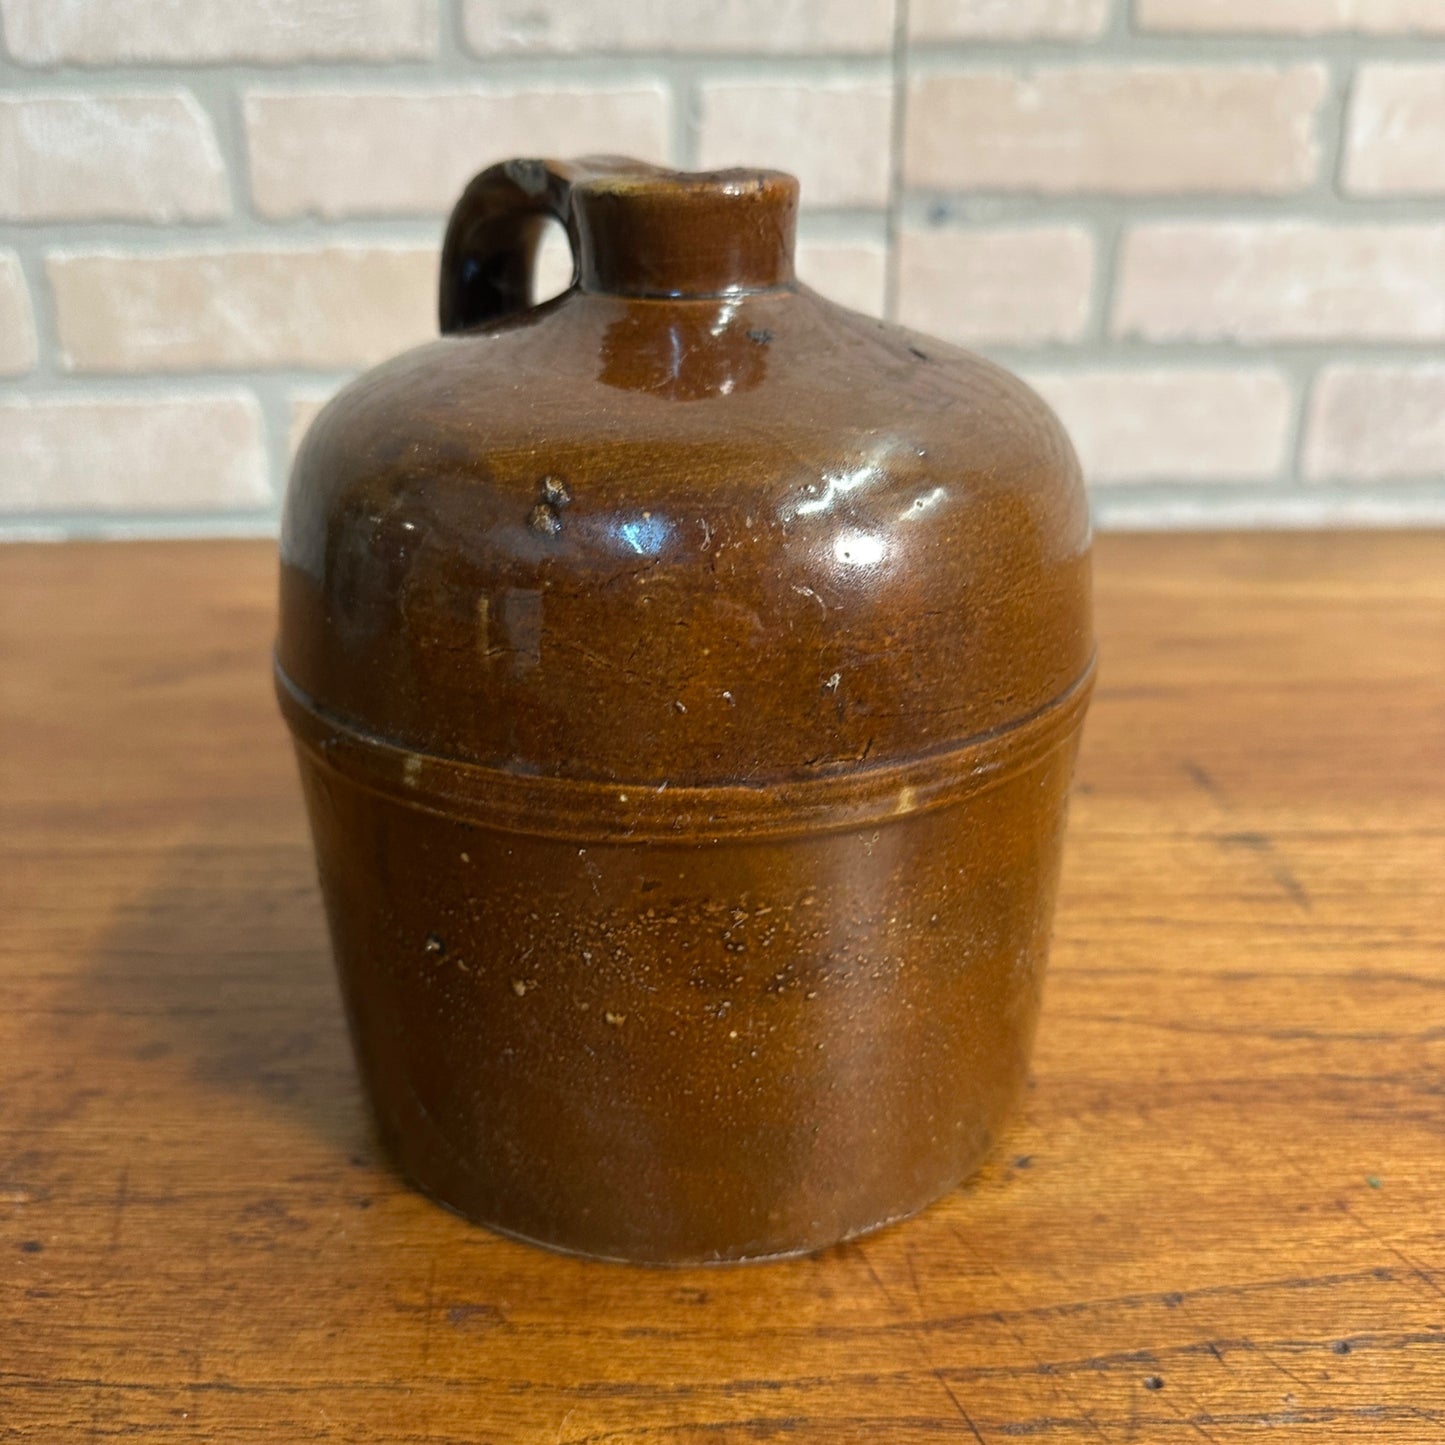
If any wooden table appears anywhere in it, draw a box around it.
[3,532,1443,1441]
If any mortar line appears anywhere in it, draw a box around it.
[883,0,911,321]
[1086,214,1122,348]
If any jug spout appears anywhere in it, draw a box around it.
[572,164,798,298]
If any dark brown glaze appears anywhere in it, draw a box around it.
[276,157,1094,1264]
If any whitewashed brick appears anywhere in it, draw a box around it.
[534,220,576,302]
[1343,65,1445,196]
[0,393,269,513]
[1136,0,1445,34]
[245,87,670,220]
[911,0,1110,39]
[0,251,36,376]
[463,0,895,54]
[698,81,892,208]
[1114,223,1445,342]
[1024,368,1291,482]
[0,0,437,64]
[0,92,227,223]
[906,66,1325,195]
[797,240,888,315]
[1304,365,1445,480]
[896,226,1094,345]
[48,246,436,373]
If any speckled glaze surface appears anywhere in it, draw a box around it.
[276,157,1094,1264]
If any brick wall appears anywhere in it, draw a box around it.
[2,0,1444,537]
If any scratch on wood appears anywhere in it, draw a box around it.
[854,1241,901,1315]
[1182,760,1228,804]
[933,1369,988,1444]
[854,1241,996,1441]
[1273,863,1313,912]
[905,1243,924,1308]
[1337,1201,1445,1303]
[947,1225,1112,1444]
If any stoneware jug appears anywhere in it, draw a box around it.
[276,156,1094,1264]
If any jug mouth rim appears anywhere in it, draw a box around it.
[275,654,1096,845]
[574,166,798,200]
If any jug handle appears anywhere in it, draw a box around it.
[438,155,652,334]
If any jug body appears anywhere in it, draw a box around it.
[276,157,1094,1263]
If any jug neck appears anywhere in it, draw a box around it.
[571,169,798,299]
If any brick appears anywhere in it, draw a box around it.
[0,0,436,64]
[1114,223,1445,342]
[0,92,227,223]
[0,251,36,376]
[1136,0,1445,34]
[1024,368,1291,483]
[0,393,268,513]
[245,87,670,220]
[797,240,888,315]
[48,246,436,373]
[462,0,895,53]
[896,225,1093,345]
[911,0,1110,39]
[1304,365,1445,481]
[1343,65,1445,196]
[534,222,577,302]
[905,65,1325,194]
[698,81,892,208]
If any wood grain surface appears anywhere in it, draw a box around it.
[2,531,1443,1442]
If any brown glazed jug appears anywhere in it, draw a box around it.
[276,157,1094,1264]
